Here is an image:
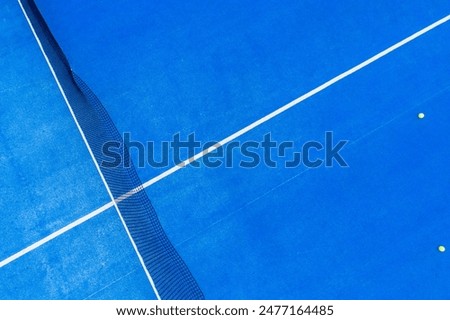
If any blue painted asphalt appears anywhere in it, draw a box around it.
[0,207,156,299]
[1,0,449,299]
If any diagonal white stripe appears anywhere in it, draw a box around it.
[3,11,449,278]
[0,202,113,268]
[141,13,450,189]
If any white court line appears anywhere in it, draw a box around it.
[3,10,450,272]
[141,13,450,189]
[0,202,114,268]
[17,0,161,300]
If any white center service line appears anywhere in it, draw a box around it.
[2,12,449,271]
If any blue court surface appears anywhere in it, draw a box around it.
[0,0,449,299]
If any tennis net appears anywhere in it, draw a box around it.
[20,0,204,300]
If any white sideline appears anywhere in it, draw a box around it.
[17,0,161,300]
[4,6,450,285]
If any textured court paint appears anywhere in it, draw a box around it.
[147,25,450,298]
[0,202,114,268]
[0,0,110,260]
[3,0,449,299]
[36,0,450,182]
[0,208,157,300]
[140,13,450,189]
[4,12,449,269]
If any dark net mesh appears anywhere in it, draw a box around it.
[21,0,204,300]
